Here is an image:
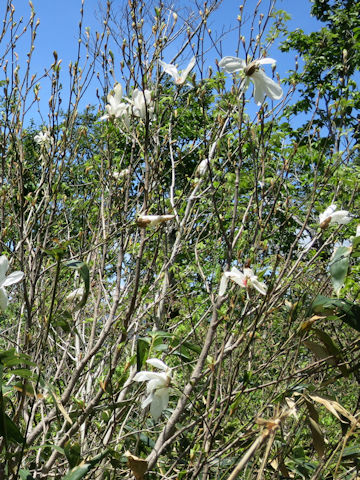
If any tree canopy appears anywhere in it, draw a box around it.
[0,0,360,478]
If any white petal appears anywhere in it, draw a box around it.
[319,204,337,223]
[324,204,337,216]
[159,60,180,82]
[258,57,277,65]
[196,158,209,176]
[251,278,268,296]
[150,388,169,420]
[218,56,246,73]
[0,287,8,311]
[243,268,255,278]
[224,267,246,287]
[330,211,352,225]
[66,287,84,302]
[114,83,123,100]
[146,358,169,371]
[133,371,162,382]
[141,392,154,409]
[251,71,283,104]
[251,76,267,105]
[218,273,228,297]
[0,256,9,282]
[1,271,24,287]
[137,215,174,227]
[179,56,196,84]
[263,77,283,100]
[356,225,360,237]
[146,376,167,393]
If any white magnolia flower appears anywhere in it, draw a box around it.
[66,287,84,302]
[136,214,175,228]
[159,56,196,85]
[131,89,154,120]
[133,358,172,420]
[112,168,130,180]
[356,224,360,237]
[219,56,283,105]
[0,255,24,311]
[196,158,209,177]
[218,273,229,297]
[34,130,53,148]
[319,204,352,226]
[224,266,267,296]
[101,84,131,123]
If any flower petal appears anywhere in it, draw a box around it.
[243,268,255,278]
[150,388,169,420]
[224,267,246,287]
[1,271,24,287]
[330,210,352,225]
[218,273,229,296]
[159,60,180,82]
[0,256,9,282]
[218,56,246,73]
[146,358,169,371]
[141,392,154,410]
[133,371,163,382]
[179,56,196,84]
[114,83,123,101]
[0,287,8,311]
[258,57,277,66]
[251,278,268,296]
[251,71,283,104]
[251,76,267,105]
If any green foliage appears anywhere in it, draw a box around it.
[1,0,360,478]
[329,246,351,295]
[311,295,360,332]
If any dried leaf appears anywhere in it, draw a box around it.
[308,417,326,458]
[125,451,148,480]
[303,340,337,365]
[49,388,73,425]
[299,315,325,331]
[310,395,357,425]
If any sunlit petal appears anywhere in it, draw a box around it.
[159,60,180,81]
[1,271,24,287]
[134,371,162,382]
[146,358,169,371]
[258,57,277,65]
[179,56,196,84]
[0,287,8,311]
[218,56,246,73]
[150,389,169,420]
[141,392,154,410]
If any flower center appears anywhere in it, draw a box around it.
[244,62,259,77]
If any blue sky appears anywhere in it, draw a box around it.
[8,0,322,124]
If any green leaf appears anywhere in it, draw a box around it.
[62,450,109,479]
[65,261,90,311]
[43,245,68,260]
[352,236,360,257]
[11,367,33,376]
[137,338,149,370]
[54,310,72,333]
[311,295,360,332]
[19,470,35,480]
[0,350,35,368]
[62,465,91,480]
[0,412,25,444]
[64,442,81,468]
[329,246,351,295]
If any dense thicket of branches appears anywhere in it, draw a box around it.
[0,0,360,478]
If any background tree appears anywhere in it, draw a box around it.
[0,0,360,479]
